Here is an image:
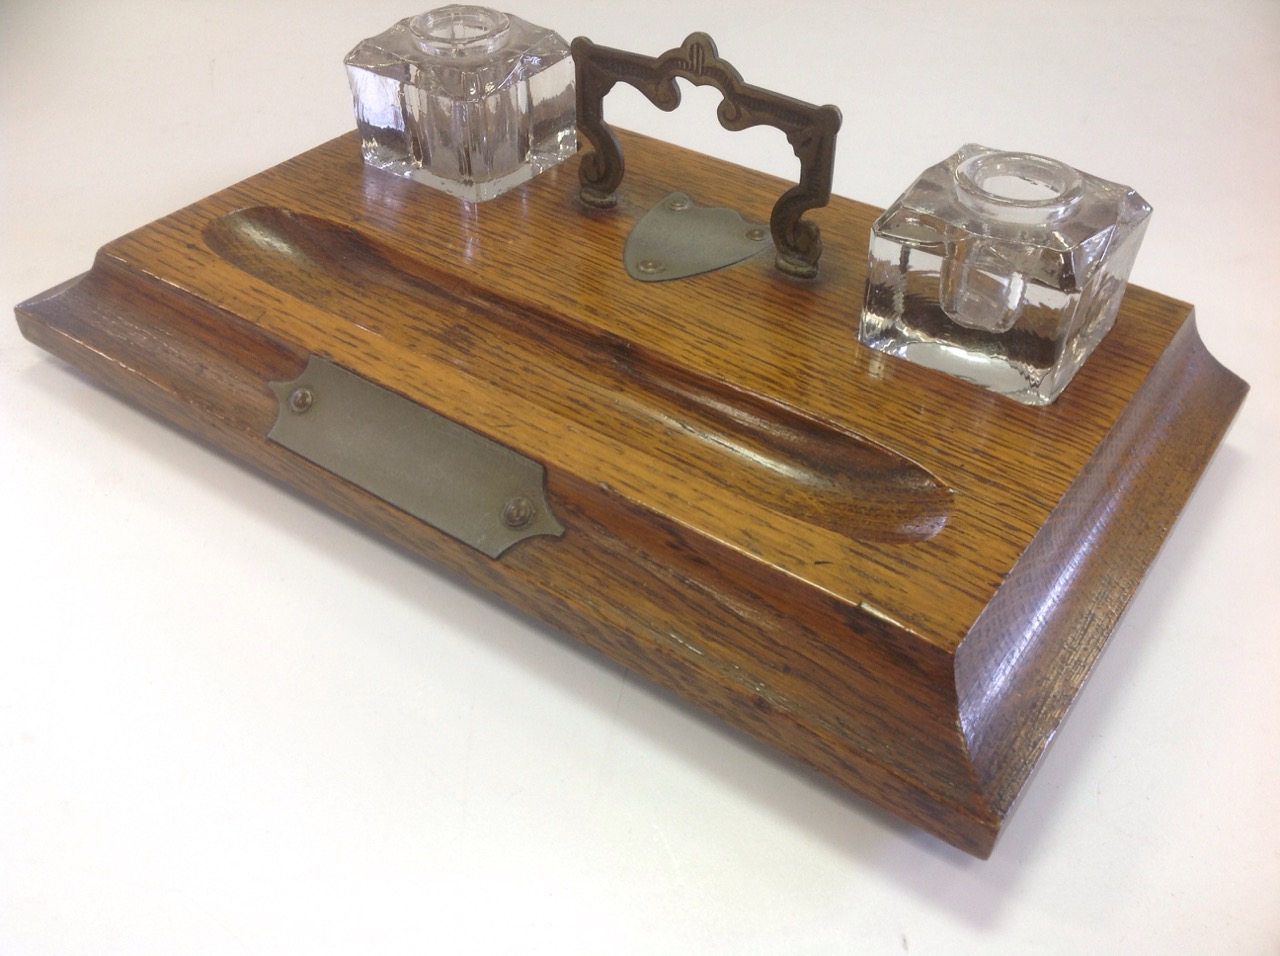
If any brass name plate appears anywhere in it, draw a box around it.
[268,357,563,558]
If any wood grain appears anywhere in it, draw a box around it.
[15,129,1247,856]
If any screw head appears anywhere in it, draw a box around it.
[636,258,666,275]
[501,496,536,529]
[666,196,691,211]
[288,387,314,413]
[745,227,768,242]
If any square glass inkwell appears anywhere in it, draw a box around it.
[345,4,577,201]
[861,145,1152,404]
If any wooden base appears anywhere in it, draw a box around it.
[14,130,1246,857]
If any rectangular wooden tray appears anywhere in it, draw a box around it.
[14,129,1246,857]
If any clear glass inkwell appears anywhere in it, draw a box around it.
[860,145,1151,404]
[344,5,577,202]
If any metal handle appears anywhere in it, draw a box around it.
[572,32,842,279]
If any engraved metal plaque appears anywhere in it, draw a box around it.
[269,357,563,558]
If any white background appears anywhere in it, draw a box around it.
[2,1,1278,952]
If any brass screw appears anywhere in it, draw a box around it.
[288,387,314,413]
[502,496,535,529]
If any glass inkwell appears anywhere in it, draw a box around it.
[345,5,577,201]
[860,145,1152,404]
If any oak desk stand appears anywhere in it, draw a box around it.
[15,130,1246,857]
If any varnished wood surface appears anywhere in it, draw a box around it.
[15,129,1246,856]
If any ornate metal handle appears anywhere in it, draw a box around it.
[572,32,842,279]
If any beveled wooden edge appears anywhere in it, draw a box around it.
[956,310,1247,841]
